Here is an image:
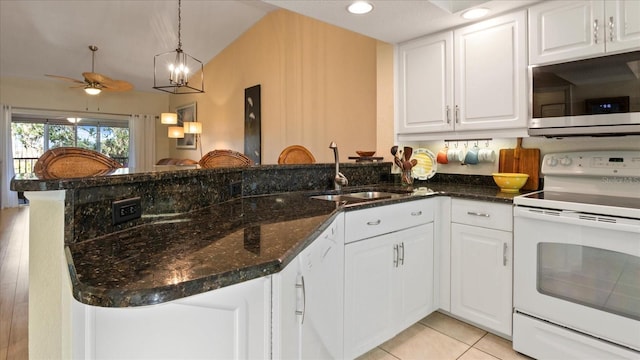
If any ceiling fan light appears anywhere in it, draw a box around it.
[161,112,178,124]
[84,86,101,95]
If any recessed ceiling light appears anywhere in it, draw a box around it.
[348,1,373,15]
[461,7,489,20]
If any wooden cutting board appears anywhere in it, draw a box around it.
[498,138,540,191]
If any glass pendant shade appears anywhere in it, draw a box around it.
[161,112,178,124]
[168,126,185,138]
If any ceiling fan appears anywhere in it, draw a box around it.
[45,45,133,95]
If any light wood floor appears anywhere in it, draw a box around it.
[0,206,28,360]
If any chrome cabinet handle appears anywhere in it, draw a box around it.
[609,16,614,42]
[455,105,460,124]
[411,211,422,216]
[393,244,399,268]
[467,211,490,217]
[503,243,508,266]
[446,105,451,124]
[367,219,381,225]
[593,19,599,44]
[399,242,405,266]
[295,275,306,324]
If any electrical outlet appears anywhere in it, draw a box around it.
[230,181,242,197]
[112,197,142,225]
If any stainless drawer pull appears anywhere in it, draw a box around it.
[295,275,306,324]
[609,16,614,42]
[593,19,599,44]
[503,243,508,266]
[467,211,490,217]
[411,211,422,216]
[367,219,382,225]
[446,105,451,124]
[399,242,405,266]
[393,244,399,268]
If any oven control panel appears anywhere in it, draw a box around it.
[542,151,640,177]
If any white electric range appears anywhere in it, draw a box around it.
[513,150,640,359]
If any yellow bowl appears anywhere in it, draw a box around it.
[492,173,529,193]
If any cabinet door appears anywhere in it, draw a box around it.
[395,223,435,331]
[397,32,454,134]
[86,277,271,360]
[454,10,527,131]
[529,0,605,65]
[272,259,302,360]
[605,0,640,53]
[451,223,513,336]
[300,215,344,359]
[344,234,397,359]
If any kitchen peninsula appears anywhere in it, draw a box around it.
[11,162,517,359]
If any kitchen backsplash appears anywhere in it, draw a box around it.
[404,135,640,176]
[64,162,391,244]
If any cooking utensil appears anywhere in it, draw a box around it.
[404,146,412,161]
[498,138,540,190]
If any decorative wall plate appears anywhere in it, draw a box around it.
[411,148,437,180]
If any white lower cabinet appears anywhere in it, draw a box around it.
[272,214,345,360]
[72,276,272,359]
[343,199,436,359]
[450,199,513,336]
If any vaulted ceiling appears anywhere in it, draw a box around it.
[0,0,538,93]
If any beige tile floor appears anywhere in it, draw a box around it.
[357,311,532,360]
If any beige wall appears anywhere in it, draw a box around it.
[166,10,381,164]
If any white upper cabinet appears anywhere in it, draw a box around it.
[397,32,454,134]
[529,0,640,65]
[453,10,528,132]
[396,10,527,141]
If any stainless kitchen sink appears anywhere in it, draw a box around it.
[310,190,408,203]
[310,194,349,202]
[343,191,395,200]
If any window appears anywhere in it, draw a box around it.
[12,115,130,173]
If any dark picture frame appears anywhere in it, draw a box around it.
[244,85,261,165]
[176,102,197,149]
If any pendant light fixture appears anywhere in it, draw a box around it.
[161,112,178,124]
[153,0,204,94]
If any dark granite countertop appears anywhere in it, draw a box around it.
[15,164,529,307]
[65,182,520,307]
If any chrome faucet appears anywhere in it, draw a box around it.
[329,141,348,191]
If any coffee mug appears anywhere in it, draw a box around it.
[447,147,464,163]
[478,148,495,162]
[437,147,449,164]
[464,145,480,165]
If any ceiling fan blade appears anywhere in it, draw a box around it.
[45,74,85,84]
[83,72,111,84]
[102,79,134,92]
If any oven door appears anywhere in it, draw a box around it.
[514,206,640,351]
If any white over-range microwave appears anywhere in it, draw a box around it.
[529,51,640,137]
